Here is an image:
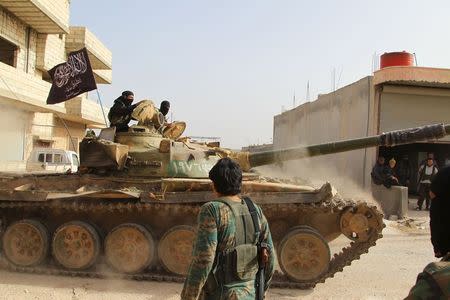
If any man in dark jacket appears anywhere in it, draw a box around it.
[405,165,450,299]
[108,91,138,132]
[429,165,450,257]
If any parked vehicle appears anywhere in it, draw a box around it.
[26,148,79,173]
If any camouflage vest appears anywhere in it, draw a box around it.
[205,197,260,291]
[406,255,450,299]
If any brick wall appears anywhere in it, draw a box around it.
[36,33,66,71]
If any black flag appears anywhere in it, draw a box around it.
[46,47,97,104]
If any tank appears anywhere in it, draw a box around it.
[0,101,448,289]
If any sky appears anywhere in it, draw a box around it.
[71,0,450,149]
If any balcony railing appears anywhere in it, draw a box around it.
[0,0,69,33]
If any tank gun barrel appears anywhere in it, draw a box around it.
[239,123,450,170]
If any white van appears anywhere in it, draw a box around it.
[26,148,79,173]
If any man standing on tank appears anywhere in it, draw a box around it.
[181,158,275,300]
[108,90,138,132]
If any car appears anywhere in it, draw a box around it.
[26,148,79,173]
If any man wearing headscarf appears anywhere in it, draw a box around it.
[159,100,170,117]
[108,91,137,132]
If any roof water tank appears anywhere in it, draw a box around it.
[380,51,414,69]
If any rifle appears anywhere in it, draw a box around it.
[243,197,270,300]
[256,243,270,300]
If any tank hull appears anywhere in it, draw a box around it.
[0,172,383,289]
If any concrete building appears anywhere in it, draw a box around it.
[273,66,450,193]
[241,143,273,153]
[0,0,112,171]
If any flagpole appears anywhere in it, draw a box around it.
[95,89,108,127]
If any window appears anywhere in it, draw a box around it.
[0,37,18,67]
[38,153,45,162]
[45,153,52,163]
[54,154,62,163]
[72,154,79,166]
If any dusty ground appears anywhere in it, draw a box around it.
[0,205,434,300]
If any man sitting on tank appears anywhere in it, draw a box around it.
[108,90,138,132]
[159,100,170,119]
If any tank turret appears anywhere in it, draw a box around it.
[81,114,449,177]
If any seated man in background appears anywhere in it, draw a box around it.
[371,156,398,188]
[387,158,400,186]
[405,165,450,299]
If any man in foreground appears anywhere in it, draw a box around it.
[181,158,275,300]
[405,165,450,298]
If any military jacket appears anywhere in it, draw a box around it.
[405,256,450,299]
[181,198,275,300]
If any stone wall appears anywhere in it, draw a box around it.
[0,7,38,76]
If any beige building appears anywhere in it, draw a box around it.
[0,0,112,171]
[273,66,450,192]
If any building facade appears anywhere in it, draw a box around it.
[0,0,112,171]
[273,66,450,192]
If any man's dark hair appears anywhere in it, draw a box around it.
[209,158,242,196]
[122,90,134,97]
[160,100,170,116]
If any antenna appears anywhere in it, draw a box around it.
[306,80,310,101]
[293,91,296,108]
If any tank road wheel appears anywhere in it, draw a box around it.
[52,221,100,270]
[340,204,383,242]
[158,225,195,276]
[2,219,49,267]
[279,228,331,282]
[105,223,156,274]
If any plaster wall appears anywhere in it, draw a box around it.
[273,77,375,189]
[380,85,450,142]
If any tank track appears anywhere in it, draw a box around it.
[0,195,384,289]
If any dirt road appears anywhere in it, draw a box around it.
[0,222,434,300]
